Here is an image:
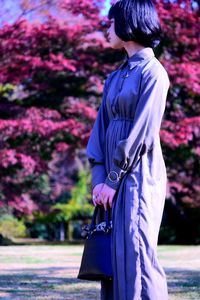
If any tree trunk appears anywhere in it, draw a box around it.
[59,221,65,241]
[67,220,73,241]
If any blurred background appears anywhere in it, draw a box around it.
[0,0,199,246]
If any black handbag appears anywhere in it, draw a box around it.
[77,204,113,281]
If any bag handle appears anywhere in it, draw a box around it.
[89,205,111,232]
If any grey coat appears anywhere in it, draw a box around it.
[86,47,170,300]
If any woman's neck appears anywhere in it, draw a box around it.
[124,42,146,58]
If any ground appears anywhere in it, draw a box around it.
[0,245,199,300]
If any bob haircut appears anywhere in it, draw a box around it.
[108,0,162,48]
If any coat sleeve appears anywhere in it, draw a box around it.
[86,75,111,191]
[104,66,170,190]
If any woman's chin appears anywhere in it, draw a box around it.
[109,42,123,49]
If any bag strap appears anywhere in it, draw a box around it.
[89,205,99,231]
[104,207,111,230]
[89,205,112,232]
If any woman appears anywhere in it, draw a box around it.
[86,0,170,299]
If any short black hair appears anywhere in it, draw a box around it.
[108,0,162,48]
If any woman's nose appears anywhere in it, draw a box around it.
[105,31,110,41]
[106,28,110,37]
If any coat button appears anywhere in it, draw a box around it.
[123,72,129,78]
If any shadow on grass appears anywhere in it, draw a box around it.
[0,267,199,299]
[165,268,200,298]
[0,267,100,300]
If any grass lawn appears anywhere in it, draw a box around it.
[0,244,199,299]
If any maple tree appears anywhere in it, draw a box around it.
[0,0,199,227]
[0,0,111,214]
[155,0,200,210]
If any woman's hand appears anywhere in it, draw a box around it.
[93,183,116,210]
[92,183,104,206]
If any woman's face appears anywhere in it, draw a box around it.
[106,18,124,49]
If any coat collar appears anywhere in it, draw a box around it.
[119,47,155,70]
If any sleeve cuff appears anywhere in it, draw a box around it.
[104,164,127,190]
[91,164,107,191]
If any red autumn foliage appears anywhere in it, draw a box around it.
[0,0,199,214]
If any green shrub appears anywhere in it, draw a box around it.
[0,215,27,238]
